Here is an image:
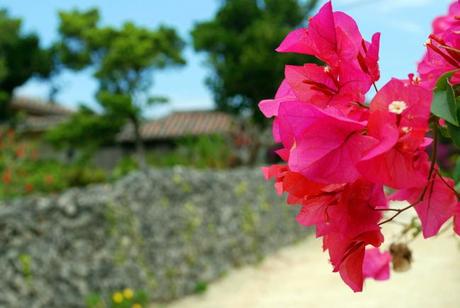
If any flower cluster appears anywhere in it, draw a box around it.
[260,1,460,292]
[418,1,460,90]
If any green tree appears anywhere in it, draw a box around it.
[46,105,123,154]
[0,9,53,123]
[53,8,185,168]
[192,0,319,124]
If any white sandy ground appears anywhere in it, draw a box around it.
[153,209,460,308]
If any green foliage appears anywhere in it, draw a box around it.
[18,254,32,280]
[111,156,139,180]
[148,135,233,169]
[86,288,148,308]
[65,164,107,187]
[54,8,186,152]
[0,9,53,122]
[431,70,460,147]
[46,105,124,151]
[453,156,460,183]
[0,129,106,199]
[191,0,319,124]
[431,70,459,125]
[193,281,208,294]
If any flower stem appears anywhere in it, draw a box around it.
[372,82,379,93]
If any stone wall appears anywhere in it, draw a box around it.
[0,168,309,307]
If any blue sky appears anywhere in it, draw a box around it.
[0,0,453,117]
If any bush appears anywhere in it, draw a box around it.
[0,129,107,199]
[111,156,139,180]
[148,134,235,169]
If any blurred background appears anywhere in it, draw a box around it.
[0,1,458,307]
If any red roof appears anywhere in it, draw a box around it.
[118,111,235,142]
[10,97,73,116]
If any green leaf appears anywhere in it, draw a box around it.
[453,157,460,183]
[431,70,459,126]
[447,122,460,147]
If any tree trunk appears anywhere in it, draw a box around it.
[130,116,148,172]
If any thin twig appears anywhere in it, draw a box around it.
[435,169,460,198]
[372,82,379,93]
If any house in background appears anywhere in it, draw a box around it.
[5,97,254,169]
[114,110,248,168]
[10,96,74,139]
[117,110,237,150]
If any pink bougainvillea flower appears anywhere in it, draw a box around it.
[326,230,384,292]
[259,79,297,144]
[259,80,295,118]
[284,62,371,112]
[418,32,460,89]
[259,0,459,293]
[418,1,460,89]
[358,78,432,189]
[358,32,381,83]
[278,2,360,64]
[320,180,386,237]
[363,248,391,281]
[392,175,458,238]
[262,164,327,204]
[277,101,377,184]
[296,180,385,292]
[432,1,460,34]
[277,1,381,83]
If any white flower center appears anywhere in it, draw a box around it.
[388,100,408,114]
[324,66,331,73]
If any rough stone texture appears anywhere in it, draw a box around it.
[0,168,308,307]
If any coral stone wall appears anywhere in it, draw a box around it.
[0,168,309,307]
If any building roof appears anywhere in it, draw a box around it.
[10,97,74,116]
[16,115,70,133]
[118,111,236,142]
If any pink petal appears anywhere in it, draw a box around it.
[259,80,296,118]
[359,148,430,189]
[259,99,279,118]
[276,28,313,54]
[363,248,391,281]
[296,196,334,228]
[284,64,336,107]
[294,133,377,184]
[366,32,381,82]
[279,102,371,183]
[338,244,366,292]
[392,176,458,238]
[306,1,339,64]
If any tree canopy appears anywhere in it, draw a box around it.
[0,9,53,122]
[191,0,319,124]
[49,8,186,164]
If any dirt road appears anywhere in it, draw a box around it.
[158,210,460,308]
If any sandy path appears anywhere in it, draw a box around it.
[156,212,460,308]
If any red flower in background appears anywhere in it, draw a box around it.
[2,169,12,185]
[24,183,33,193]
